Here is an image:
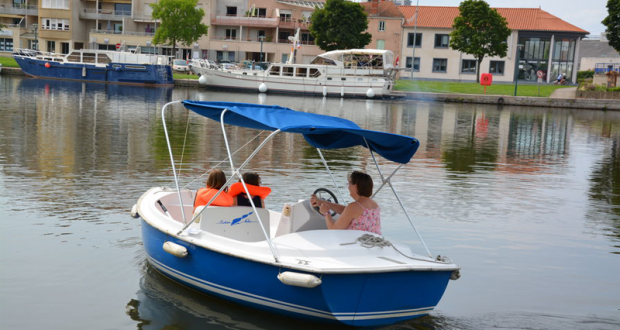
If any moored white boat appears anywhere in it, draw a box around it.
[133,101,460,326]
[190,49,398,98]
[12,47,174,86]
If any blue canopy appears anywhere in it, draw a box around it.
[182,100,419,164]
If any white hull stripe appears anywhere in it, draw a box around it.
[147,255,435,321]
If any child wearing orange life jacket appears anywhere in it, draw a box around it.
[229,172,271,208]
[194,169,233,209]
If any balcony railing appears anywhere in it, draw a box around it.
[0,4,38,16]
[80,8,131,20]
[211,15,278,27]
[91,29,155,37]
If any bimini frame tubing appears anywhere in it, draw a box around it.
[364,137,433,258]
[220,109,281,263]
[161,101,189,226]
[316,148,349,204]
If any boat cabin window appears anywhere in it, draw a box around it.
[343,54,384,69]
[82,53,97,63]
[309,56,336,66]
[96,54,111,64]
[296,67,307,77]
[309,68,320,77]
[66,52,80,62]
[269,65,280,75]
[282,66,294,76]
[125,65,146,70]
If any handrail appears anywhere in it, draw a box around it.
[161,101,188,226]
[220,109,281,263]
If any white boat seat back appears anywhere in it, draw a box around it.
[199,206,270,242]
[158,190,196,223]
[276,200,326,236]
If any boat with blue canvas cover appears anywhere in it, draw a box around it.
[132,101,461,326]
[12,48,173,86]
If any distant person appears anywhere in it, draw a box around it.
[229,172,271,208]
[310,171,381,235]
[194,169,233,209]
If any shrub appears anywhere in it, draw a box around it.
[577,70,595,80]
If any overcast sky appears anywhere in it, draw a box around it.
[408,0,609,36]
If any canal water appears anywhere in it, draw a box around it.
[0,75,618,330]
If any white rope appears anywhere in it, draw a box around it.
[341,234,453,264]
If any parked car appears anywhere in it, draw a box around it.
[172,59,190,73]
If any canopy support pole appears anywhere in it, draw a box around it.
[220,109,281,263]
[316,148,348,204]
[364,138,432,258]
[161,100,188,226]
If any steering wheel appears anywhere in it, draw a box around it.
[312,188,339,216]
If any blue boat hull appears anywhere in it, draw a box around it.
[14,56,173,86]
[142,219,453,326]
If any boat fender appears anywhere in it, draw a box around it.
[163,242,188,258]
[450,270,461,280]
[82,66,87,77]
[340,87,344,97]
[45,62,50,68]
[277,272,321,288]
[259,83,268,93]
[198,75,207,84]
[130,204,140,218]
[366,88,375,98]
[322,86,327,97]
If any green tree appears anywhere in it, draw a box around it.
[309,0,371,51]
[602,0,620,52]
[150,0,209,58]
[449,0,511,82]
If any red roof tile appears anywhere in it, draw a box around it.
[398,6,588,34]
[360,1,405,19]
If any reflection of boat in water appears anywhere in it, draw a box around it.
[190,49,397,98]
[16,77,173,102]
[13,48,173,86]
[132,101,460,327]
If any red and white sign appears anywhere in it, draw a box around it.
[115,43,121,50]
[537,70,544,78]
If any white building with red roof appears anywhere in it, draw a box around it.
[397,5,589,83]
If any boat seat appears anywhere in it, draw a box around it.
[199,206,270,242]
[275,200,327,237]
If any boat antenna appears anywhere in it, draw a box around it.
[161,100,188,225]
[364,138,432,258]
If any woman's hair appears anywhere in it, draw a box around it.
[348,171,373,197]
[206,169,227,190]
[242,172,261,186]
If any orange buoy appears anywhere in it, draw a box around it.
[45,62,50,68]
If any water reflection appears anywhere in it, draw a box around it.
[1,75,620,330]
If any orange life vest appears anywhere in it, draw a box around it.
[194,188,234,208]
[228,182,272,199]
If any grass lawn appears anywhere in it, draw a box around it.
[394,79,573,97]
[0,56,19,68]
[173,73,199,80]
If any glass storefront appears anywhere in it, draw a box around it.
[517,34,578,82]
[517,37,550,81]
[550,38,576,82]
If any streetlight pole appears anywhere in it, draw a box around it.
[513,44,524,96]
[410,0,419,80]
[259,35,265,62]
